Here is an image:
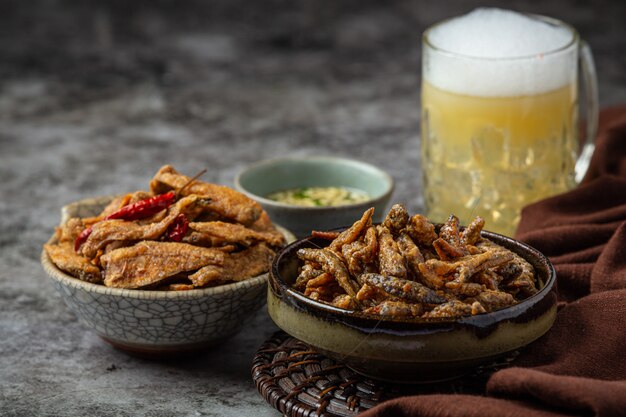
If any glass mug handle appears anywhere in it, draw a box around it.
[574,40,599,183]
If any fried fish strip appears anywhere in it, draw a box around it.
[432,238,467,261]
[382,204,409,234]
[474,269,502,291]
[419,250,514,289]
[294,263,324,290]
[377,225,407,279]
[305,282,343,302]
[470,290,516,312]
[249,211,285,237]
[341,226,378,276]
[357,273,446,304]
[44,242,102,284]
[342,240,366,276]
[162,283,196,291]
[359,227,379,266]
[355,283,385,303]
[188,243,275,287]
[328,207,374,253]
[363,301,423,317]
[101,241,224,288]
[332,294,356,309]
[435,214,470,259]
[396,232,424,280]
[306,272,335,288]
[150,165,262,226]
[503,272,538,296]
[423,300,473,318]
[406,214,437,246]
[440,214,462,246]
[56,218,86,244]
[297,248,360,298]
[444,282,484,297]
[188,221,284,248]
[471,301,487,315]
[311,230,341,240]
[461,216,485,245]
[477,239,538,296]
[182,231,222,247]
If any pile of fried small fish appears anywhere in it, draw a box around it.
[45,165,285,290]
[295,205,537,318]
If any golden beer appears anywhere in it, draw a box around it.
[420,8,597,236]
[422,81,578,236]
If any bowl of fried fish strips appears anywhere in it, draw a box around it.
[268,204,556,382]
[42,165,294,355]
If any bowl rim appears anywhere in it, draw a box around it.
[234,156,395,210]
[269,227,557,330]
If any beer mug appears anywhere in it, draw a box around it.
[421,9,598,236]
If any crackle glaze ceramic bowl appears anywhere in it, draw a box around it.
[235,156,394,238]
[268,230,557,383]
[41,196,294,356]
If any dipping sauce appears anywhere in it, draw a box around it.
[267,187,369,207]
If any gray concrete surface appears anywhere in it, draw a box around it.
[1,1,624,416]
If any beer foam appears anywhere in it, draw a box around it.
[424,8,576,96]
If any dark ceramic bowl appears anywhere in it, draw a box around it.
[267,231,557,383]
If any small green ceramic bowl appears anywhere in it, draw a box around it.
[268,231,557,383]
[234,156,394,238]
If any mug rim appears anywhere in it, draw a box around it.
[423,12,579,62]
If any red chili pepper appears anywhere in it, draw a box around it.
[167,214,189,242]
[105,191,176,221]
[74,226,93,252]
[74,192,178,252]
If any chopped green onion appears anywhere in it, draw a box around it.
[267,186,369,207]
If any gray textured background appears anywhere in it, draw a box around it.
[1,1,625,416]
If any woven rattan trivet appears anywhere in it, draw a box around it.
[252,331,518,417]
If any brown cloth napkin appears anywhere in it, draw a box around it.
[360,107,626,417]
